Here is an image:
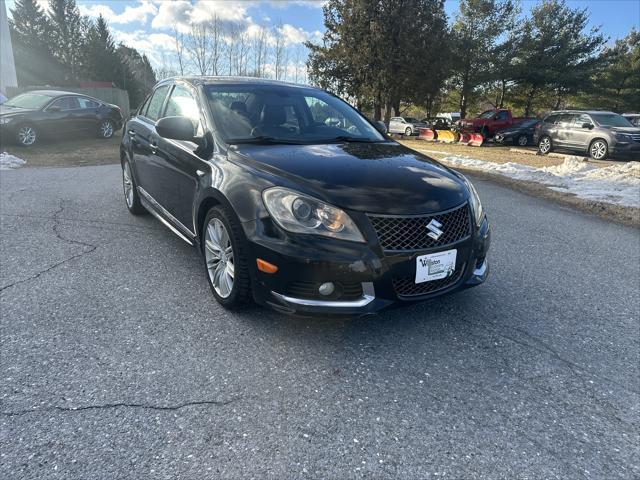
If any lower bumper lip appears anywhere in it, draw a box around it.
[245,217,491,316]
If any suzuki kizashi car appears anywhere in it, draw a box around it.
[120,77,491,315]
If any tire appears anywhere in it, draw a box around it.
[480,127,490,140]
[202,205,251,308]
[122,159,146,215]
[98,119,115,139]
[589,139,608,160]
[404,127,412,137]
[516,135,529,146]
[538,136,553,155]
[16,124,38,147]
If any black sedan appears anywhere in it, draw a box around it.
[0,90,124,146]
[494,119,540,146]
[121,77,490,316]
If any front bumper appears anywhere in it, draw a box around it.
[243,215,491,316]
[611,141,640,159]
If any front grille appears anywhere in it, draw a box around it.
[393,265,466,298]
[285,281,363,301]
[630,134,640,142]
[368,203,472,251]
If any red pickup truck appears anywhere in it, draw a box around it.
[458,109,531,138]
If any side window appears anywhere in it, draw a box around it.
[573,114,591,127]
[78,97,99,109]
[306,96,357,132]
[544,114,558,124]
[557,114,574,127]
[165,85,200,124]
[145,85,170,122]
[50,97,80,111]
[495,111,508,121]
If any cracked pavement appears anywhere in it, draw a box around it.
[1,164,639,479]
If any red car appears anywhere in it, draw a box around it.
[458,109,533,138]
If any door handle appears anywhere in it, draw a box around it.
[196,170,205,177]
[127,129,136,137]
[150,142,158,154]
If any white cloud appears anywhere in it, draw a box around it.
[112,28,176,65]
[278,24,322,46]
[151,0,193,31]
[79,1,158,25]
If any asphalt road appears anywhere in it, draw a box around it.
[1,164,638,480]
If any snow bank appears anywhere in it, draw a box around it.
[0,152,26,170]
[440,155,640,208]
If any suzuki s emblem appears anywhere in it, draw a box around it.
[426,219,444,240]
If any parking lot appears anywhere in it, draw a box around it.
[1,162,638,479]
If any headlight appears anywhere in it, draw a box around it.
[262,187,365,242]
[614,132,632,142]
[0,117,13,125]
[460,176,484,226]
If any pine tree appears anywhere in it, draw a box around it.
[48,0,87,83]
[83,14,119,83]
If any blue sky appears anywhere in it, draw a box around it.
[5,0,638,71]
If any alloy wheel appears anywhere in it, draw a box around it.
[539,137,551,154]
[18,126,36,146]
[590,141,607,160]
[204,218,235,299]
[100,121,114,138]
[122,162,134,208]
[405,127,412,136]
[518,135,528,146]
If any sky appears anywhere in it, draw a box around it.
[4,0,639,71]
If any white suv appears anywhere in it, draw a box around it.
[388,117,426,136]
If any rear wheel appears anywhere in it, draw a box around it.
[16,124,38,146]
[589,139,608,160]
[516,134,529,146]
[538,136,552,155]
[122,159,145,215]
[404,127,412,137]
[98,119,115,139]
[202,206,251,308]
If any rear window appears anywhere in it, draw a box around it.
[543,114,558,124]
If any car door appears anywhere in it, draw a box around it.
[554,114,575,147]
[492,110,510,132]
[389,117,402,134]
[128,83,171,206]
[40,96,80,135]
[153,83,207,234]
[75,97,101,134]
[567,113,593,150]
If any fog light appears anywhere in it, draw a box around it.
[318,282,335,296]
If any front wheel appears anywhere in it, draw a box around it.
[202,206,251,308]
[516,134,529,146]
[16,124,38,146]
[404,127,412,137]
[538,136,552,155]
[589,139,608,160]
[98,119,115,139]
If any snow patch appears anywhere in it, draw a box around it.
[0,152,26,170]
[439,155,640,208]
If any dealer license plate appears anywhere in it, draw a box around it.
[415,249,457,284]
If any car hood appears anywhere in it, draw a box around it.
[609,126,640,134]
[229,142,469,215]
[0,105,33,116]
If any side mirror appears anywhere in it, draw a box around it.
[156,116,196,141]
[582,122,593,129]
[48,105,61,112]
[375,120,388,135]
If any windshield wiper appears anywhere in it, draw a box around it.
[227,136,305,145]
[322,136,380,143]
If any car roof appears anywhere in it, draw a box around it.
[162,75,315,90]
[21,90,87,97]
[547,110,617,115]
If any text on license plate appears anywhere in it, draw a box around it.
[415,249,457,284]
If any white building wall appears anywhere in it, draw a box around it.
[0,0,18,92]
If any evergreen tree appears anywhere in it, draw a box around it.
[48,0,87,83]
[83,14,119,83]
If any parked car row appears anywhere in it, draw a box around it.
[0,90,124,146]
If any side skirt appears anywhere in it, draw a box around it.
[138,187,195,246]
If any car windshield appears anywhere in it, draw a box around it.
[4,93,54,109]
[591,113,634,128]
[405,117,420,123]
[205,84,386,144]
[518,119,538,128]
